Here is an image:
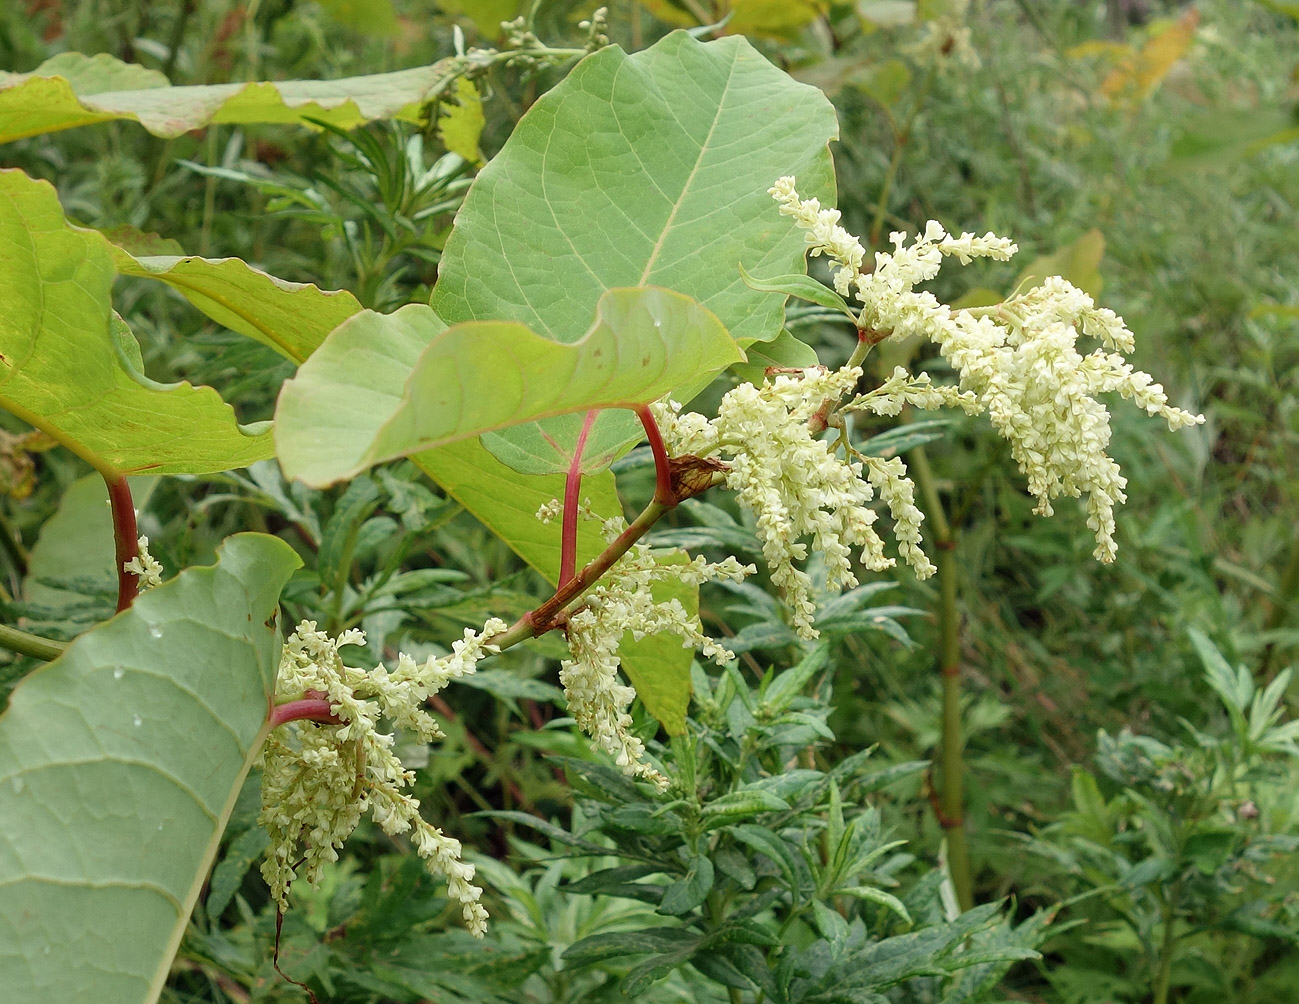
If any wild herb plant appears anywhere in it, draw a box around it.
[0,4,1283,1003]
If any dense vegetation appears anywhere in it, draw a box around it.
[0,1,1295,1002]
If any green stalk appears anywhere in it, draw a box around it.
[910,443,974,911]
[1152,896,1178,1004]
[1260,524,1299,676]
[0,623,67,662]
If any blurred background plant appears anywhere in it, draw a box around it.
[0,0,1296,1000]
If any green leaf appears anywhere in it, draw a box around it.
[316,0,400,35]
[109,248,362,364]
[429,31,838,352]
[0,52,472,143]
[761,642,829,713]
[839,885,912,924]
[23,473,158,615]
[738,262,857,321]
[275,286,742,487]
[730,328,821,384]
[409,439,620,581]
[1164,105,1299,171]
[1012,228,1105,299]
[0,169,270,476]
[617,553,698,736]
[0,533,301,1002]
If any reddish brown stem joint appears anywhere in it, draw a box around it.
[269,690,341,728]
[106,474,140,613]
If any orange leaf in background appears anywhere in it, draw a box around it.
[1101,9,1200,104]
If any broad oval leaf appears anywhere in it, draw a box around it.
[275,286,742,487]
[0,533,301,1003]
[0,169,271,476]
[0,52,472,143]
[110,249,362,364]
[430,30,838,349]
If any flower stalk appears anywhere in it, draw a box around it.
[105,474,140,613]
[910,441,974,911]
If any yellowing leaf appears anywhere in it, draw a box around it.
[1012,229,1105,300]
[437,77,486,166]
[0,169,270,477]
[1100,10,1199,104]
[0,52,469,144]
[725,0,825,39]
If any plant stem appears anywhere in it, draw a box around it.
[559,409,599,588]
[105,474,141,613]
[1260,523,1299,676]
[868,70,935,248]
[0,623,67,662]
[637,405,677,505]
[491,497,673,651]
[1152,897,1178,1004]
[0,506,29,576]
[909,443,974,911]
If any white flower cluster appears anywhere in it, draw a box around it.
[123,535,164,590]
[654,365,934,640]
[769,177,866,297]
[903,0,979,71]
[772,178,1204,562]
[260,618,505,936]
[560,520,752,788]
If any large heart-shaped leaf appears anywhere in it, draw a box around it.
[275,286,742,487]
[429,30,837,346]
[0,533,301,1003]
[0,169,270,476]
[0,51,468,143]
[110,249,362,363]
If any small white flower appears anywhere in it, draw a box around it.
[123,536,164,590]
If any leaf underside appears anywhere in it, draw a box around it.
[0,534,301,1004]
[0,51,464,143]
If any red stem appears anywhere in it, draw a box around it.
[559,409,599,588]
[636,405,676,506]
[269,696,341,728]
[106,474,140,613]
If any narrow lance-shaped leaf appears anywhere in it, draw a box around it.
[0,51,480,144]
[275,286,743,487]
[0,169,270,476]
[0,533,302,1004]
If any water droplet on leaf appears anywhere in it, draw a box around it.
[113,667,124,680]
[149,626,163,639]
[133,714,143,727]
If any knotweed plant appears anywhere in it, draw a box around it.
[258,177,1202,936]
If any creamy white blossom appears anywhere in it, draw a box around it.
[654,365,927,639]
[260,618,505,936]
[769,176,867,296]
[123,535,164,590]
[772,178,1204,562]
[864,456,936,579]
[560,520,752,788]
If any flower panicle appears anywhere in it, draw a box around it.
[769,177,1204,563]
[261,618,505,936]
